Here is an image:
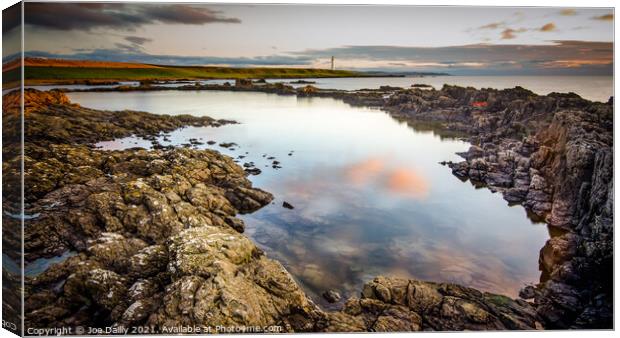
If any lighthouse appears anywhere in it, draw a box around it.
[331,56,335,70]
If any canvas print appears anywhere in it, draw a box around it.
[1,1,614,335]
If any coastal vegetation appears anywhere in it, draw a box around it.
[3,58,374,85]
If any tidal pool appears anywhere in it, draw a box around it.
[70,89,550,308]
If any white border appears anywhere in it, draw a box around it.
[0,1,616,338]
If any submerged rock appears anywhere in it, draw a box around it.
[322,290,342,303]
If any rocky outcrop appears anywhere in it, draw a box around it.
[326,276,541,331]
[10,91,325,332]
[379,85,613,329]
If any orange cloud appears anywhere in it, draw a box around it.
[385,168,429,199]
[345,158,384,185]
[559,9,576,16]
[479,22,503,30]
[500,28,527,39]
[540,23,557,32]
[344,158,430,199]
[501,29,516,39]
[592,14,613,21]
[539,59,613,69]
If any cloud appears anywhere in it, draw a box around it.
[17,40,612,76]
[114,43,144,54]
[343,158,428,199]
[501,29,517,39]
[125,36,152,45]
[2,2,21,33]
[346,158,384,186]
[384,168,429,199]
[540,23,557,32]
[288,41,612,75]
[500,27,528,39]
[479,22,504,30]
[139,4,240,25]
[19,49,314,67]
[592,14,613,21]
[17,3,240,31]
[559,9,577,16]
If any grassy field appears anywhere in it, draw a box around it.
[4,64,368,85]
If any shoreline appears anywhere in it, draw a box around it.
[4,83,612,331]
[16,74,409,87]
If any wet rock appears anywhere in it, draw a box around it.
[282,201,295,209]
[224,216,246,233]
[219,142,237,148]
[244,167,262,175]
[322,290,342,303]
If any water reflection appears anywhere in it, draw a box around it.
[77,90,548,308]
[244,158,543,307]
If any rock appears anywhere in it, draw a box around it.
[235,78,253,87]
[282,201,295,209]
[219,142,237,148]
[224,216,246,233]
[322,290,342,303]
[244,167,262,175]
[519,285,537,300]
[129,245,168,278]
[328,277,540,331]
[539,233,578,274]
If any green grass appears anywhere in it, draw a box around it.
[11,65,367,83]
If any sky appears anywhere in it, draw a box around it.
[2,3,615,75]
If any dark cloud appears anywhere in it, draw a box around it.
[125,36,152,45]
[3,2,21,33]
[139,5,240,25]
[540,23,556,32]
[591,14,613,21]
[20,3,240,31]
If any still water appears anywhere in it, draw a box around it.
[69,90,550,307]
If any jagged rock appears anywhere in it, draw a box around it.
[327,277,541,331]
